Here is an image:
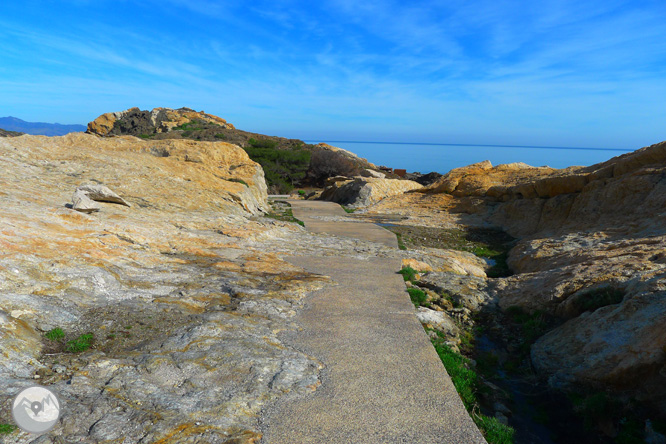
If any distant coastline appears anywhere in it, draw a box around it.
[306,140,632,152]
[304,140,636,174]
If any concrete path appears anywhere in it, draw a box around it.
[260,200,486,444]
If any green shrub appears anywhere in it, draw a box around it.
[242,140,311,194]
[407,288,427,307]
[66,333,94,353]
[45,327,65,341]
[298,189,306,196]
[398,266,418,282]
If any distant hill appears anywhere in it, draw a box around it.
[0,128,24,137]
[0,116,86,136]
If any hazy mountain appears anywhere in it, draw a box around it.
[0,116,86,136]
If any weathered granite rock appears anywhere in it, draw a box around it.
[418,271,494,311]
[319,177,423,208]
[360,168,385,179]
[363,140,666,411]
[531,286,666,412]
[77,184,131,206]
[416,307,459,337]
[402,258,433,272]
[313,143,376,169]
[0,133,321,443]
[71,189,101,213]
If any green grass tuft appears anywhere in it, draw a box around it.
[398,266,418,282]
[395,232,407,250]
[432,340,478,410]
[406,287,427,307]
[474,415,516,444]
[45,327,65,341]
[66,333,94,353]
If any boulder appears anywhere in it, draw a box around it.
[531,288,666,412]
[77,184,131,207]
[416,307,459,337]
[319,177,423,208]
[418,272,492,311]
[71,189,101,213]
[360,168,385,179]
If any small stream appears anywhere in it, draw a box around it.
[475,333,600,444]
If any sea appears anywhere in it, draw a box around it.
[304,140,634,175]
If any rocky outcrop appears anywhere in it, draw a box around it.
[364,141,666,415]
[319,177,423,208]
[313,143,377,169]
[0,133,333,443]
[531,288,666,411]
[420,142,666,237]
[87,107,235,137]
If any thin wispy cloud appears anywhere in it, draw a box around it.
[0,0,664,147]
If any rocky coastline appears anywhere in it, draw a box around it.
[0,117,664,443]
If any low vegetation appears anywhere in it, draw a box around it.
[45,327,65,342]
[401,264,515,443]
[406,287,427,308]
[431,330,515,444]
[398,266,418,282]
[44,328,94,353]
[307,148,362,186]
[265,200,305,226]
[0,424,16,435]
[65,333,94,353]
[383,225,514,276]
[243,138,311,194]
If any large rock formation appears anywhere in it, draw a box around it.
[0,133,331,443]
[365,141,666,413]
[87,107,235,137]
[86,108,381,193]
[319,177,423,208]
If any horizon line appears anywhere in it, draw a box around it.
[304,140,633,152]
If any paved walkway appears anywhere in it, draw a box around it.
[260,200,486,444]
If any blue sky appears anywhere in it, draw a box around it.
[1,0,665,148]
